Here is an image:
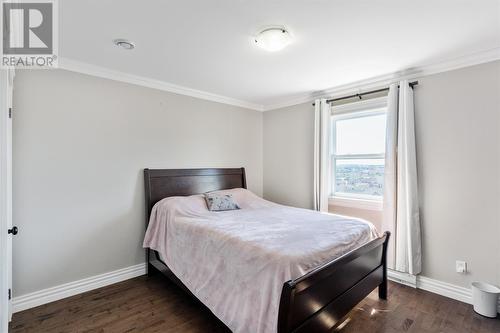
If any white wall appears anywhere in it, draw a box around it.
[263,102,314,209]
[263,60,500,289]
[414,61,500,288]
[328,205,382,231]
[12,60,500,299]
[12,69,263,297]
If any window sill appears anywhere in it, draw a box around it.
[328,196,383,211]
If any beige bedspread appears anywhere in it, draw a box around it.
[143,188,379,333]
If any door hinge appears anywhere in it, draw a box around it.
[9,108,12,119]
[8,288,11,300]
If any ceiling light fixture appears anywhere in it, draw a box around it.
[254,27,292,52]
[113,39,135,50]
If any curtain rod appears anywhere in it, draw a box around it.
[312,81,419,106]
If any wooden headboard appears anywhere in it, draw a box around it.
[144,168,247,225]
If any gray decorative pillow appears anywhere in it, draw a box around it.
[204,193,240,211]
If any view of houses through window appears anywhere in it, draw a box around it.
[331,106,387,200]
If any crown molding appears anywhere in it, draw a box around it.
[262,47,500,111]
[58,58,265,111]
[57,47,500,113]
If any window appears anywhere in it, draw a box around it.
[330,99,387,204]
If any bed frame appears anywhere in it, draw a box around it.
[144,167,390,333]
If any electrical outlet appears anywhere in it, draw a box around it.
[456,260,467,273]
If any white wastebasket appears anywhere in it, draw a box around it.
[471,282,500,318]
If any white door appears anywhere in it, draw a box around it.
[0,69,14,332]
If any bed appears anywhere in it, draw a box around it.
[143,167,390,333]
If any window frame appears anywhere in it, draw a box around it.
[329,97,388,211]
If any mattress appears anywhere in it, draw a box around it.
[143,188,379,333]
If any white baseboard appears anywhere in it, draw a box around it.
[12,263,146,313]
[388,269,417,288]
[389,270,500,314]
[417,276,471,304]
[12,263,499,315]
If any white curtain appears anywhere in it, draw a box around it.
[382,80,422,275]
[313,99,330,212]
[383,84,398,269]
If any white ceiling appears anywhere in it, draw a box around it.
[60,0,500,109]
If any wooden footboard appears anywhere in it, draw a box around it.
[277,232,390,333]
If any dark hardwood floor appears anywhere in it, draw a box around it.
[10,274,500,333]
